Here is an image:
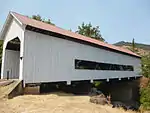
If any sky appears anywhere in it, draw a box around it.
[0,0,150,44]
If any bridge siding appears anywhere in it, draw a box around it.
[23,30,141,84]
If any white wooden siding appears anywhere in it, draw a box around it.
[3,50,20,79]
[1,19,24,79]
[23,30,141,83]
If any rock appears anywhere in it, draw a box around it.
[89,87,103,96]
[90,94,108,105]
[89,88,111,105]
[112,101,138,111]
[125,105,138,111]
[112,101,126,109]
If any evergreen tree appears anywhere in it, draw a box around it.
[132,38,136,52]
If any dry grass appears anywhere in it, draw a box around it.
[140,77,150,88]
[0,92,138,113]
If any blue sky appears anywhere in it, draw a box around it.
[0,0,150,44]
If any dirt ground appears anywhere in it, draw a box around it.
[0,92,137,113]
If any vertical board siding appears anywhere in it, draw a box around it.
[24,30,141,83]
[3,50,20,79]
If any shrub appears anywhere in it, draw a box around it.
[94,81,102,87]
[140,82,150,110]
[141,54,150,78]
[140,54,150,111]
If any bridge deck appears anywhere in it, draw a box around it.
[0,79,23,99]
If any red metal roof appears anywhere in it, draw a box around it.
[11,12,140,58]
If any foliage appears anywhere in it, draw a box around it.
[141,54,150,78]
[140,82,150,110]
[76,22,105,42]
[94,81,102,87]
[140,54,150,111]
[32,15,42,21]
[31,15,55,25]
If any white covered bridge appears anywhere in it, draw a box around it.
[0,12,141,85]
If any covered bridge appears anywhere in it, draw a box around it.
[0,12,141,85]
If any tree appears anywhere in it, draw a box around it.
[76,22,105,42]
[32,15,42,21]
[132,38,136,52]
[31,15,55,25]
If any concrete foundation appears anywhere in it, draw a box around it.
[110,83,133,102]
[24,84,40,94]
[99,79,140,103]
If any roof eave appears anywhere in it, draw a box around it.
[10,12,23,26]
[0,12,12,40]
[0,12,25,40]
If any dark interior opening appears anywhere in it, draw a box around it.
[75,59,134,71]
[6,37,20,51]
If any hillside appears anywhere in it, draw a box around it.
[114,41,150,51]
[114,41,150,56]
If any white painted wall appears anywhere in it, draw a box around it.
[1,18,24,79]
[23,30,141,83]
[3,50,20,79]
